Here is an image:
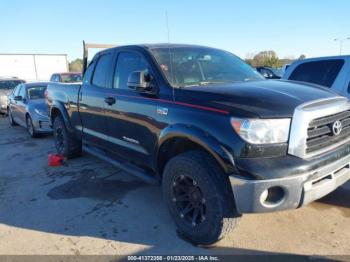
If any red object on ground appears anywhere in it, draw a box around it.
[48,153,64,166]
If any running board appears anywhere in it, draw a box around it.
[83,144,159,185]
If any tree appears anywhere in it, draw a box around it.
[69,58,83,72]
[250,50,280,67]
[298,54,306,60]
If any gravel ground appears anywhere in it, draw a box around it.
[0,115,349,258]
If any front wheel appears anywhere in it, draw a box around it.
[26,115,39,138]
[162,151,240,245]
[53,115,81,158]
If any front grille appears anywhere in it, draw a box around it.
[306,110,350,154]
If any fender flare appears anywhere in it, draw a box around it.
[50,101,74,133]
[156,124,236,174]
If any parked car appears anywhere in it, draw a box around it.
[50,72,82,83]
[256,66,283,79]
[283,56,350,98]
[47,44,350,245]
[0,77,25,114]
[7,82,52,137]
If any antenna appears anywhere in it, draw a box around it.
[165,11,175,100]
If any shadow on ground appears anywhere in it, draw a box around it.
[0,117,349,255]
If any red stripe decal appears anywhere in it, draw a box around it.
[111,94,230,115]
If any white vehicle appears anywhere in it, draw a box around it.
[283,56,350,98]
[0,77,25,114]
[0,54,68,82]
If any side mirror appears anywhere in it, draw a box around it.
[127,70,153,92]
[14,96,23,101]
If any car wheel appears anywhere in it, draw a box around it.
[53,115,81,158]
[26,115,39,138]
[8,108,17,126]
[162,150,240,245]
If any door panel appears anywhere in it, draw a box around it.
[16,85,27,126]
[104,51,159,170]
[9,85,21,121]
[79,51,114,149]
[79,86,108,148]
[104,89,158,169]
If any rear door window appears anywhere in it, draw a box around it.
[83,61,95,84]
[92,53,113,88]
[288,59,344,88]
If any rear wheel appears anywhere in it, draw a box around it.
[8,108,17,126]
[53,115,81,158]
[26,115,39,138]
[162,150,240,245]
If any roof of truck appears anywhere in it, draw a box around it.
[139,43,213,49]
[293,55,350,63]
[105,43,217,51]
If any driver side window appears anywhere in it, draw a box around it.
[113,52,150,89]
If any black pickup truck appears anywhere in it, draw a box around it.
[47,44,350,245]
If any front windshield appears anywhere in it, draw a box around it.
[61,74,82,83]
[150,47,264,87]
[0,80,24,89]
[27,86,47,100]
[271,68,284,77]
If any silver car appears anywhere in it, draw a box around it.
[0,78,25,113]
[7,82,52,137]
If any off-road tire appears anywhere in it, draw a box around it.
[162,150,240,245]
[53,115,81,159]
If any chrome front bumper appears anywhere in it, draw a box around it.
[230,153,350,213]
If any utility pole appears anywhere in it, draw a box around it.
[334,37,350,55]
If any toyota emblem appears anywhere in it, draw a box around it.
[332,120,342,136]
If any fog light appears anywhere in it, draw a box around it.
[260,186,285,207]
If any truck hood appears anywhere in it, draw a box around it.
[176,80,340,118]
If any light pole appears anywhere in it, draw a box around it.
[334,37,350,55]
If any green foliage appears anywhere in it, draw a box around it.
[69,59,83,72]
[251,50,279,67]
[298,54,306,60]
[245,51,305,68]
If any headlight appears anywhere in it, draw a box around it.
[34,108,48,117]
[231,118,291,144]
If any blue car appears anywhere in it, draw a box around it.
[7,82,52,137]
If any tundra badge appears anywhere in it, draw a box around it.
[157,107,168,116]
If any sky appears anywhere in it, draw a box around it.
[1,0,350,61]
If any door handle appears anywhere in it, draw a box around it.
[104,96,116,105]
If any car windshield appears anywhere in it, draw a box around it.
[61,74,82,83]
[27,86,47,100]
[270,68,284,77]
[150,47,263,88]
[0,80,24,89]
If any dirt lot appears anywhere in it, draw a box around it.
[0,116,350,257]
